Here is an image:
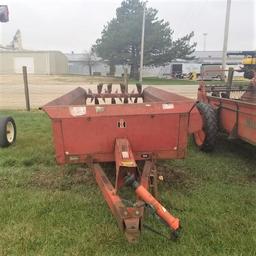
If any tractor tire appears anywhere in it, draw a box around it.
[193,102,218,152]
[244,69,254,80]
[0,116,16,148]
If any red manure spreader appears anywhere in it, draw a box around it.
[42,84,217,242]
[197,72,256,146]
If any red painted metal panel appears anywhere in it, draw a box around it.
[237,104,256,144]
[177,113,189,158]
[51,121,65,164]
[219,100,238,133]
[188,108,203,134]
[44,101,195,119]
[144,86,193,102]
[143,86,203,134]
[60,112,183,163]
[208,96,256,145]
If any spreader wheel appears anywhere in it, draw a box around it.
[0,116,17,148]
[193,102,217,152]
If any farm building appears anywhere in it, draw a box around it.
[66,53,109,76]
[0,50,68,74]
[65,50,244,77]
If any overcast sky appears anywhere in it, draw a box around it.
[0,0,255,53]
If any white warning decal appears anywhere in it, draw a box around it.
[69,106,86,116]
[162,206,167,212]
[162,103,174,110]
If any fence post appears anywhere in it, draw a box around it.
[22,66,30,111]
[226,67,234,98]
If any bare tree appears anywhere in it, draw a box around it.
[86,48,97,76]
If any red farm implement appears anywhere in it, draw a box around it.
[42,84,213,242]
[197,69,256,146]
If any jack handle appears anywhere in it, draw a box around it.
[125,175,181,239]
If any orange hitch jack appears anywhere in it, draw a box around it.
[125,174,180,239]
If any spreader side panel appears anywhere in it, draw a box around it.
[56,113,188,164]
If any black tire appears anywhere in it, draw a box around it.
[0,116,17,148]
[244,69,254,80]
[194,102,218,152]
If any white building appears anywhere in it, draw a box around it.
[65,51,244,77]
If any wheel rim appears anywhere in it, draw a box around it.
[6,121,15,143]
[194,130,206,146]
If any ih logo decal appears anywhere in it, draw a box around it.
[117,119,126,128]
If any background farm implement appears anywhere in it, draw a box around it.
[197,68,256,146]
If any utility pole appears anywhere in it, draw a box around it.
[139,6,146,83]
[221,0,232,80]
[203,33,208,51]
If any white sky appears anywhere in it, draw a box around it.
[0,0,255,53]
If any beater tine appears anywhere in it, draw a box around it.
[107,83,112,94]
[111,98,116,104]
[97,83,103,94]
[120,83,126,94]
[136,83,142,94]
[95,98,99,105]
[84,89,88,104]
[130,89,135,101]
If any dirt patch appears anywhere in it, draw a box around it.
[157,162,198,190]
[248,174,256,182]
[29,167,94,191]
[227,173,256,185]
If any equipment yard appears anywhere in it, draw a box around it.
[0,110,255,255]
[1,0,255,255]
[0,74,256,254]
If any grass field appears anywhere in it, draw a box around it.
[0,74,249,86]
[131,77,249,85]
[0,111,255,256]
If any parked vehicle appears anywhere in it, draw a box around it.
[0,116,16,148]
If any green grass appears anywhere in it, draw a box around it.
[0,111,255,256]
[132,77,198,85]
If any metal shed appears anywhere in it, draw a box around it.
[0,50,68,74]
